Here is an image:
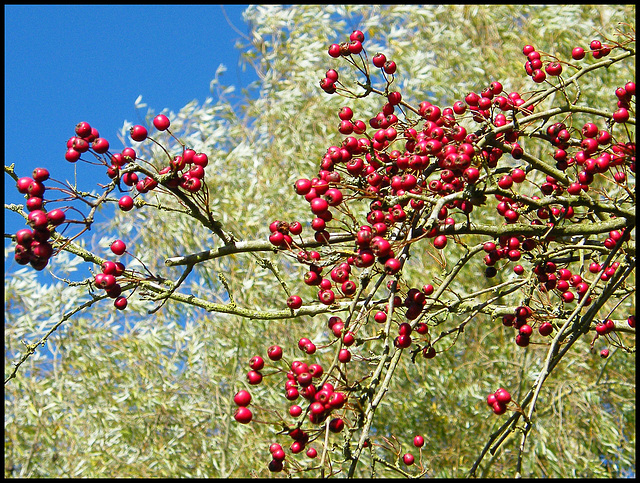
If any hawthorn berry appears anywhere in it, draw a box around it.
[612,108,630,123]
[153,114,171,131]
[118,195,134,211]
[338,349,351,363]
[538,322,554,336]
[287,295,303,310]
[413,435,425,448]
[64,148,80,163]
[234,406,253,424]
[46,209,66,226]
[350,30,364,42]
[328,43,341,58]
[75,121,92,138]
[246,370,263,385]
[433,235,448,249]
[572,47,585,60]
[267,345,283,361]
[114,296,128,310]
[372,53,387,68]
[329,417,344,433]
[130,125,148,142]
[234,390,252,407]
[383,61,397,75]
[110,239,127,256]
[32,168,50,183]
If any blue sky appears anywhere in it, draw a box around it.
[4,5,256,254]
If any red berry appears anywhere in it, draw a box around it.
[234,406,253,424]
[287,295,303,310]
[249,355,265,371]
[319,78,336,94]
[28,210,48,230]
[388,91,402,105]
[234,390,252,407]
[403,453,415,465]
[494,388,511,404]
[433,235,447,249]
[15,229,34,246]
[310,197,329,215]
[268,459,283,472]
[348,40,363,55]
[118,195,134,211]
[114,296,128,310]
[16,177,33,194]
[492,401,507,415]
[153,114,171,131]
[498,175,513,189]
[193,152,209,167]
[372,53,387,68]
[413,435,425,448]
[572,47,585,60]
[32,168,50,183]
[612,108,629,123]
[545,62,563,76]
[75,121,92,138]
[338,349,351,363]
[326,69,338,82]
[349,30,364,42]
[538,322,554,336]
[130,125,148,142]
[589,39,602,51]
[289,404,302,417]
[531,69,546,83]
[267,345,283,361]
[328,43,341,58]
[511,168,526,183]
[423,346,436,359]
[92,137,110,154]
[383,61,397,75]
[324,188,343,206]
[384,257,402,275]
[110,239,127,256]
[46,209,66,226]
[329,417,344,433]
[246,370,263,385]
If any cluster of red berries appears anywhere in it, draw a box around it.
[522,44,563,83]
[321,30,397,95]
[92,240,129,310]
[486,388,512,415]
[524,39,618,84]
[12,116,217,309]
[257,33,636,473]
[232,342,349,473]
[501,305,538,347]
[273,32,634,337]
[69,118,211,212]
[14,167,62,271]
[121,116,210,197]
[596,311,635,359]
[525,40,635,124]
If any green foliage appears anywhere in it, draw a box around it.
[5,4,635,478]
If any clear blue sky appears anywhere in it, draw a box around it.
[4,5,255,254]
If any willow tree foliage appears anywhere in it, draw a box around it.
[5,5,635,478]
